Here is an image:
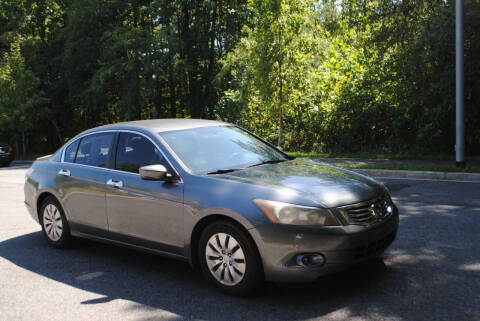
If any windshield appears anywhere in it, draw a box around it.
[159,126,286,174]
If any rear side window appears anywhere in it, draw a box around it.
[115,132,164,173]
[75,133,115,167]
[64,140,79,163]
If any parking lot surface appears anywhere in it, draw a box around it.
[0,166,479,321]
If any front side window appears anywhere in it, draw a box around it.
[115,133,164,173]
[75,133,115,167]
[159,126,286,174]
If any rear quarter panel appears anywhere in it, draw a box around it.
[24,158,64,223]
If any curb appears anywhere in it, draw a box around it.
[357,169,480,182]
[10,160,34,166]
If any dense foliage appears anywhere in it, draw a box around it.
[0,0,479,158]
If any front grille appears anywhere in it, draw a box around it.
[339,192,393,225]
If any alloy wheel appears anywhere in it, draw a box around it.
[42,204,63,241]
[205,232,246,286]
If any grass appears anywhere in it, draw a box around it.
[286,151,480,161]
[285,151,480,173]
[333,163,480,173]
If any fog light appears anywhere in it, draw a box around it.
[296,253,325,267]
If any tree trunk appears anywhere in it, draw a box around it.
[277,108,283,148]
[22,131,26,159]
[51,119,63,146]
[15,136,19,159]
[277,63,284,148]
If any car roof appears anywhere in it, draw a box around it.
[85,118,230,135]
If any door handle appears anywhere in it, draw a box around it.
[58,169,71,177]
[106,178,123,188]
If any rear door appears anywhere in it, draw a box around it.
[58,132,116,232]
[105,132,184,253]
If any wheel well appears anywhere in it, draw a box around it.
[190,215,263,273]
[36,192,56,221]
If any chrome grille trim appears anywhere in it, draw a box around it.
[338,192,393,226]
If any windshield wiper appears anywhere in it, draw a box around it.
[206,168,245,175]
[206,159,287,174]
[247,159,287,168]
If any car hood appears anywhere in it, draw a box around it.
[214,158,385,208]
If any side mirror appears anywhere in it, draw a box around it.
[276,146,283,151]
[139,164,173,181]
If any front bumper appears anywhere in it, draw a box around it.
[251,206,399,282]
[0,153,13,164]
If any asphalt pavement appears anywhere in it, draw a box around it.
[0,166,479,321]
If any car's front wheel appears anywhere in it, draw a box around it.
[198,220,263,296]
[40,196,72,248]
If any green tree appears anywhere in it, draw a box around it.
[0,40,49,157]
[219,0,319,147]
[1,0,479,157]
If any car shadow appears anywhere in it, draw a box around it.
[0,230,396,320]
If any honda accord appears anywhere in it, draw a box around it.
[24,119,398,295]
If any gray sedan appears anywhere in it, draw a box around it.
[24,119,398,295]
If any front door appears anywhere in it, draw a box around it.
[105,132,184,254]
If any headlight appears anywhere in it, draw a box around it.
[253,199,341,226]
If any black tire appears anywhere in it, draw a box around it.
[198,220,263,296]
[39,196,72,248]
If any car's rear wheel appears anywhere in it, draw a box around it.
[198,220,263,296]
[40,196,71,248]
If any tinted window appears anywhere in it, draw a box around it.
[159,126,285,174]
[75,133,115,167]
[64,140,79,163]
[115,133,163,173]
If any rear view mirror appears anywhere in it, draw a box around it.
[139,164,173,181]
